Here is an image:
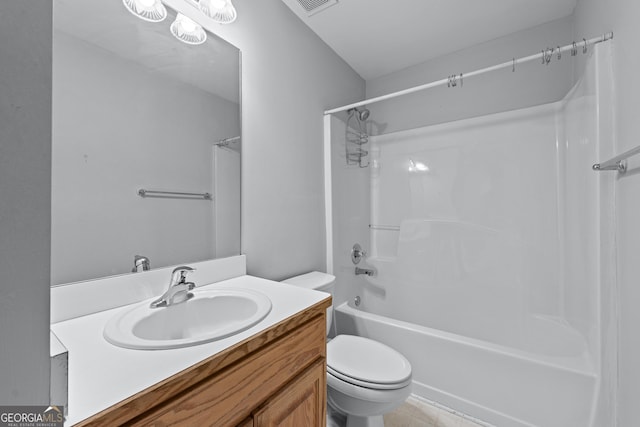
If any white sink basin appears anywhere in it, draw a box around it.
[103,288,272,350]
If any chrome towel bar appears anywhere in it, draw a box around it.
[593,144,640,174]
[369,224,401,231]
[138,189,212,200]
[214,136,240,147]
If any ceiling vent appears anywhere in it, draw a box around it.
[293,0,338,16]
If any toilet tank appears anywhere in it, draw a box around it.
[282,271,335,335]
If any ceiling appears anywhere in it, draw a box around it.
[54,0,240,102]
[281,0,577,80]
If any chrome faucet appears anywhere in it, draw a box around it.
[355,267,375,277]
[150,266,196,308]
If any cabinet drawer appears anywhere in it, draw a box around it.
[132,316,325,427]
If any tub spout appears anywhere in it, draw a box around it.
[355,267,375,277]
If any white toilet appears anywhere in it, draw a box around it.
[282,272,412,427]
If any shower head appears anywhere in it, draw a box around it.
[348,107,370,121]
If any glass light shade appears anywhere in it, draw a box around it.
[122,0,167,22]
[170,13,207,45]
[199,0,237,24]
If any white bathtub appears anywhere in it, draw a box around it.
[334,301,598,427]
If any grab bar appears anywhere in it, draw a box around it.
[369,224,401,231]
[593,144,640,174]
[138,189,212,200]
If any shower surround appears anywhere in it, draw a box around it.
[327,44,615,427]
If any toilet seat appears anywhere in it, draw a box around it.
[327,371,412,407]
[327,366,412,390]
[327,335,412,390]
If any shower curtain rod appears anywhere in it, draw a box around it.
[324,32,613,115]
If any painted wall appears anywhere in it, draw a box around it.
[51,32,239,285]
[0,2,52,405]
[573,1,640,426]
[365,17,574,134]
[168,0,367,280]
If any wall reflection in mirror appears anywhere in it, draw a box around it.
[51,0,241,286]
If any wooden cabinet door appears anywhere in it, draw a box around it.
[253,361,326,427]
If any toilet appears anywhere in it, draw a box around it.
[282,272,412,427]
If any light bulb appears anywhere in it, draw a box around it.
[181,17,197,32]
[122,0,167,22]
[170,13,207,45]
[210,0,227,9]
[199,0,237,24]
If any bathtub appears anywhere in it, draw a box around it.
[334,300,598,427]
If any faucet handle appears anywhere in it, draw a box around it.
[132,255,151,272]
[172,265,195,273]
[170,266,196,286]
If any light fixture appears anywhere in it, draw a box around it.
[170,13,207,45]
[199,0,237,24]
[122,0,168,22]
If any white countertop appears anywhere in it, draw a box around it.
[51,275,328,426]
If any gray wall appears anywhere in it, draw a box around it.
[573,1,640,425]
[0,2,52,405]
[209,0,366,280]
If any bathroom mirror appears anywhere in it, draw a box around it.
[51,0,241,286]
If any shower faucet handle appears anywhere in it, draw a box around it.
[351,243,367,265]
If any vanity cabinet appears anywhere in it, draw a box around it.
[76,297,330,427]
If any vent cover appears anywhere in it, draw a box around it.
[294,0,338,16]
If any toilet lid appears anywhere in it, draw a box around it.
[327,335,412,387]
